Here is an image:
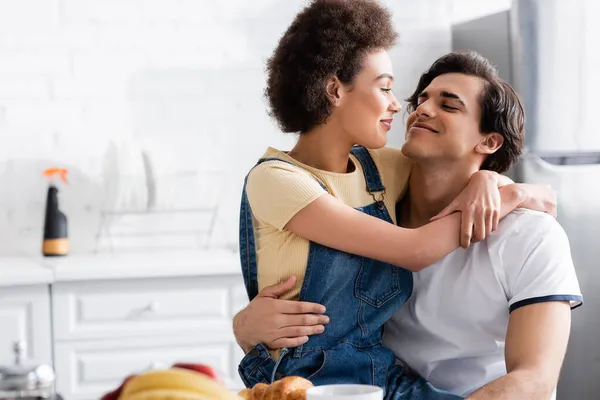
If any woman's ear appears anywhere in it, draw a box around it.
[325,76,343,106]
[476,132,504,155]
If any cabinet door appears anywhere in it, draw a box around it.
[53,276,243,340]
[54,335,245,400]
[0,285,52,365]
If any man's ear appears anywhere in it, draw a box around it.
[476,132,504,155]
[325,75,343,106]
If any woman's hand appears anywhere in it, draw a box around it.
[430,171,557,249]
[514,183,558,217]
[233,277,329,353]
[431,170,501,248]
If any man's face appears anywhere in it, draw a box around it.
[401,73,489,166]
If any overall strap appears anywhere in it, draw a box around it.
[239,172,261,300]
[238,157,327,301]
[350,146,386,205]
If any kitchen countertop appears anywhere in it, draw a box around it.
[42,249,241,282]
[0,249,241,287]
[0,258,54,287]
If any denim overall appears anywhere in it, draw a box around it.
[238,147,462,400]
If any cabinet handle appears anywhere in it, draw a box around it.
[146,301,160,313]
[13,341,27,365]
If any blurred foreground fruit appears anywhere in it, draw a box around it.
[172,363,221,382]
[117,368,240,400]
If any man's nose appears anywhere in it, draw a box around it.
[416,99,434,118]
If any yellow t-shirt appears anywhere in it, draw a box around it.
[245,146,412,301]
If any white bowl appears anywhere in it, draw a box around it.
[307,384,383,400]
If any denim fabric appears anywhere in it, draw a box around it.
[238,147,462,399]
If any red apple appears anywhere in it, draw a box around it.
[172,363,222,383]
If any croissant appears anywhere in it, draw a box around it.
[238,377,314,400]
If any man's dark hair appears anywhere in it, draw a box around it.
[265,0,398,133]
[406,51,525,173]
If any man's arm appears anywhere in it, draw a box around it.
[232,277,329,353]
[467,301,571,400]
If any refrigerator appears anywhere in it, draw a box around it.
[452,0,600,398]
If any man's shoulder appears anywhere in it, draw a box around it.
[479,210,564,267]
[450,210,564,265]
[492,209,564,244]
[485,209,570,271]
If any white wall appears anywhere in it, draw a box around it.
[0,0,507,257]
[449,0,511,23]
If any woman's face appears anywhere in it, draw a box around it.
[334,50,401,149]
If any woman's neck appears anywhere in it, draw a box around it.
[288,123,355,173]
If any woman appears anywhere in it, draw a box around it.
[237,0,553,398]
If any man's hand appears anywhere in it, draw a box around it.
[233,276,329,353]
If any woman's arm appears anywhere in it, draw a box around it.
[233,178,557,353]
[287,171,526,272]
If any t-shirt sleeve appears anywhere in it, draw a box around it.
[503,212,583,313]
[245,161,327,230]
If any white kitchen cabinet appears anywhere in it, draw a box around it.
[0,251,248,400]
[47,252,247,400]
[52,276,236,341]
[54,334,244,400]
[0,285,52,366]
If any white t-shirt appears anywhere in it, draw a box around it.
[383,209,582,397]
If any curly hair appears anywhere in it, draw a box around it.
[265,0,398,133]
[406,51,525,173]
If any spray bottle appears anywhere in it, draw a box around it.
[42,168,69,257]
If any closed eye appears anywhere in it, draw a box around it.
[381,88,393,94]
[443,104,458,111]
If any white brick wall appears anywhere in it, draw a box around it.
[0,0,508,257]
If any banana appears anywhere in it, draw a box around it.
[118,368,240,400]
[125,389,211,400]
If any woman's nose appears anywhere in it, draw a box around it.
[389,93,401,114]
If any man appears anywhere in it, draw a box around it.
[233,52,582,399]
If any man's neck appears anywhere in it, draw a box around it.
[400,161,479,228]
[288,122,354,173]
